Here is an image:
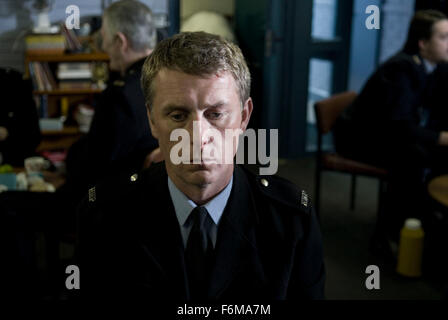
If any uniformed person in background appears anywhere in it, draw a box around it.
[65,0,159,198]
[0,68,41,166]
[0,68,41,300]
[78,32,325,301]
[333,10,448,243]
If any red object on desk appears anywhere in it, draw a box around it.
[40,150,67,166]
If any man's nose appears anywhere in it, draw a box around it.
[189,114,212,146]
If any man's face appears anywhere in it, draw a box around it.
[100,17,122,71]
[148,68,252,190]
[421,19,448,63]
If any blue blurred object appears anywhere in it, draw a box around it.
[0,173,16,190]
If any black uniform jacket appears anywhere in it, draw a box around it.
[68,58,158,189]
[335,52,446,165]
[77,162,325,301]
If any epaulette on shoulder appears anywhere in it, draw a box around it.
[412,54,422,66]
[113,80,125,87]
[87,172,140,205]
[253,174,312,215]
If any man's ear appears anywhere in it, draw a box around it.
[116,31,128,52]
[240,97,253,132]
[418,39,428,53]
[147,107,159,139]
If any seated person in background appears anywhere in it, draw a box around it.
[0,68,41,166]
[78,31,325,301]
[66,0,159,197]
[333,10,448,240]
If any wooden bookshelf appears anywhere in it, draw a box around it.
[24,52,109,77]
[33,88,103,95]
[25,50,108,152]
[37,134,83,152]
[26,52,109,61]
[37,126,84,152]
[41,126,81,136]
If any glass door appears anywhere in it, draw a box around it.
[306,0,353,152]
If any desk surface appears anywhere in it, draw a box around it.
[12,168,66,190]
[428,175,448,208]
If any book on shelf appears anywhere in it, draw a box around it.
[57,62,93,79]
[42,62,58,89]
[58,80,93,89]
[61,24,82,52]
[28,62,39,89]
[29,61,97,91]
[38,95,48,118]
[57,69,92,79]
[29,62,57,91]
[25,34,65,55]
[58,62,91,70]
[39,118,64,131]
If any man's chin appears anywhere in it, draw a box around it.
[167,161,233,186]
[184,170,215,188]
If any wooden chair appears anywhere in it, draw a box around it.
[314,91,388,221]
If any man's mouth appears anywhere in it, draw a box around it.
[189,163,210,170]
[191,157,218,164]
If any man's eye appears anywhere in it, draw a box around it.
[170,113,187,122]
[207,112,223,120]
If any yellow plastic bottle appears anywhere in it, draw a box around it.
[396,218,424,277]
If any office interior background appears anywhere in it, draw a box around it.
[0,0,447,300]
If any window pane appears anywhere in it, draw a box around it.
[307,58,334,152]
[311,0,338,40]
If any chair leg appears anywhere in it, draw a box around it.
[371,179,390,245]
[314,164,322,222]
[369,179,396,261]
[377,179,387,214]
[350,174,357,210]
[375,179,388,234]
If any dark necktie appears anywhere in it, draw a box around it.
[185,206,213,300]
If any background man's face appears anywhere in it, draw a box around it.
[421,19,448,63]
[149,68,252,189]
[100,17,121,71]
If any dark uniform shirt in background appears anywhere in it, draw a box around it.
[333,52,446,168]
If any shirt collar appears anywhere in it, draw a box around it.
[423,58,436,74]
[167,176,233,227]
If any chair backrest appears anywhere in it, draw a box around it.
[314,91,357,134]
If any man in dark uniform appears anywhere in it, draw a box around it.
[56,0,160,256]
[0,68,41,166]
[333,10,448,240]
[66,0,159,196]
[78,32,325,301]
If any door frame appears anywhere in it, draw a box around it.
[263,0,354,157]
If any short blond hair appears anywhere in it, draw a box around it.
[141,31,251,110]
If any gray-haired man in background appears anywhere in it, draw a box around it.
[66,0,159,199]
